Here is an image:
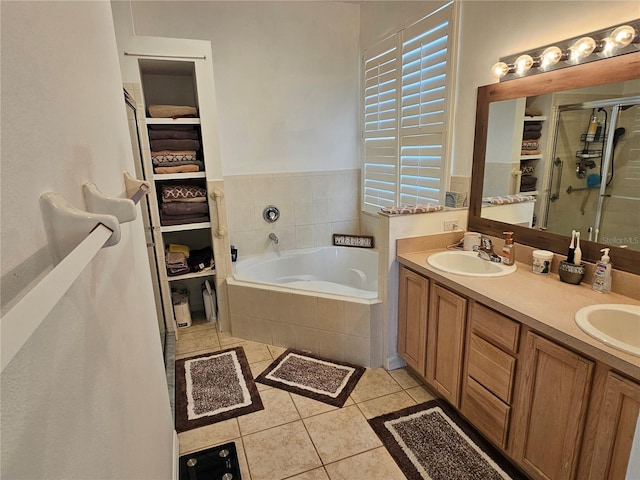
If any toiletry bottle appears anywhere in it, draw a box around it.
[592,248,612,293]
[501,231,515,266]
[586,114,598,142]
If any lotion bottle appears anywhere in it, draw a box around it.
[501,231,515,266]
[592,248,612,293]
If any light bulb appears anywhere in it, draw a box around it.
[570,37,596,61]
[595,37,617,57]
[541,46,562,68]
[611,25,636,47]
[491,61,510,78]
[515,55,533,75]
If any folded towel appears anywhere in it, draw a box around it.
[148,129,199,140]
[483,194,536,205]
[162,202,209,216]
[521,149,541,155]
[521,165,535,176]
[148,105,197,118]
[150,139,200,152]
[166,251,187,267]
[380,204,444,215]
[151,150,198,166]
[161,185,207,202]
[523,131,542,140]
[188,247,214,272]
[160,212,210,226]
[523,123,542,132]
[519,184,537,192]
[521,141,539,150]
[520,176,537,186]
[155,164,201,174]
[169,244,190,257]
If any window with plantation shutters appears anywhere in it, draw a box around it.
[361,1,455,213]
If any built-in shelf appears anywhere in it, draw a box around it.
[160,222,212,233]
[524,115,547,122]
[520,155,543,161]
[146,117,201,125]
[518,190,539,196]
[153,172,206,181]
[167,269,216,282]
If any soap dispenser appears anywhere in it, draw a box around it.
[592,248,612,293]
[501,231,515,266]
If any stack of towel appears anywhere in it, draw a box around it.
[160,184,210,226]
[148,105,203,174]
[520,120,542,192]
[380,204,444,215]
[165,243,214,277]
[482,194,536,205]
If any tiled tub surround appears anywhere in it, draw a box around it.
[223,170,361,258]
[227,279,383,368]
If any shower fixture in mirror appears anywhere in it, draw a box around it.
[469,51,640,275]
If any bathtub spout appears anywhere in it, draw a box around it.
[269,233,279,245]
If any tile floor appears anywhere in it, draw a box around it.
[175,320,437,480]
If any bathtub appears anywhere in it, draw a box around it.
[226,246,382,367]
[232,246,378,299]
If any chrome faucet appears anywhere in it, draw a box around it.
[269,232,279,245]
[477,236,502,263]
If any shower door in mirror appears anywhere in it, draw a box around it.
[542,98,640,251]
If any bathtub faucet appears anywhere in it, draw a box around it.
[269,233,279,245]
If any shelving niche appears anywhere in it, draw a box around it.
[138,58,217,332]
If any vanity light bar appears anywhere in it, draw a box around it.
[492,19,640,80]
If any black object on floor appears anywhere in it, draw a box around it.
[179,442,242,480]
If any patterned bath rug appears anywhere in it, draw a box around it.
[255,349,365,407]
[369,399,526,480]
[175,346,263,433]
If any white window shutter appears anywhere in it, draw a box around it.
[361,1,455,211]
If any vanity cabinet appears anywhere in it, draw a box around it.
[461,302,520,449]
[511,332,594,480]
[397,267,428,375]
[425,283,467,407]
[579,368,640,480]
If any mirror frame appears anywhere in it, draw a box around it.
[469,51,640,275]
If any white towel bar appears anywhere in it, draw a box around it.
[1,223,114,372]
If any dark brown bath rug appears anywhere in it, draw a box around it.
[175,346,263,433]
[369,399,527,480]
[255,349,365,407]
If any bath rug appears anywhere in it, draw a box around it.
[175,346,263,433]
[255,349,365,407]
[369,399,526,480]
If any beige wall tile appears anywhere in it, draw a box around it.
[344,302,370,337]
[342,335,370,367]
[291,294,318,327]
[271,322,297,349]
[318,298,345,333]
[294,326,320,353]
[315,330,346,362]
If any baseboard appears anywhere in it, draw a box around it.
[173,430,179,480]
[385,353,406,371]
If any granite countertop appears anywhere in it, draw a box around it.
[397,249,640,381]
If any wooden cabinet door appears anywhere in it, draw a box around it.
[581,371,640,480]
[512,332,594,480]
[397,267,428,376]
[425,283,467,407]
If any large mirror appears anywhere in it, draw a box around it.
[469,52,640,274]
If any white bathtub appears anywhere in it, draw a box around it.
[232,246,378,299]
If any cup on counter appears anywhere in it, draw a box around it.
[532,250,554,274]
[463,232,482,251]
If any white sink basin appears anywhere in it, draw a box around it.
[575,304,640,357]
[426,250,517,277]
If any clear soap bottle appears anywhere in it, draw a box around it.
[592,248,612,293]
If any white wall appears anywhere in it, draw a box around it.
[453,0,640,177]
[113,0,361,177]
[1,2,174,478]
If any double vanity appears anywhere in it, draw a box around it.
[396,235,640,480]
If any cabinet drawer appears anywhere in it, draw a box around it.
[467,334,516,404]
[462,376,511,449]
[471,303,520,354]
